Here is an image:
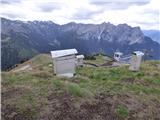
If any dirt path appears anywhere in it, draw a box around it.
[13,65,32,72]
[84,62,99,67]
[2,90,160,120]
[36,92,160,120]
[38,92,121,120]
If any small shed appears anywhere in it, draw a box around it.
[129,51,144,71]
[114,52,123,61]
[50,49,78,77]
[76,55,84,67]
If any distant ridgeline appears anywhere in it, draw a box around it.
[142,30,160,44]
[1,18,160,70]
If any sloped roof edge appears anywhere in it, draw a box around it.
[51,49,78,58]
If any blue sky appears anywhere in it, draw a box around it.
[0,0,159,30]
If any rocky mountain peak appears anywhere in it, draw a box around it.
[1,17,160,70]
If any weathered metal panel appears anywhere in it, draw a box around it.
[54,55,76,77]
[76,55,84,66]
[51,49,78,58]
[129,51,144,71]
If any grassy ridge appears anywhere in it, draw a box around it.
[2,54,160,119]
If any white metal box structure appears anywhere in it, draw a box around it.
[50,49,78,77]
[114,52,123,61]
[129,51,144,71]
[76,55,84,67]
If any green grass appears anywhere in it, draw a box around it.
[67,83,85,97]
[76,60,160,98]
[2,54,160,119]
[2,58,160,98]
[52,79,64,89]
[116,105,129,118]
[85,54,107,65]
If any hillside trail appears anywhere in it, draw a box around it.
[13,65,32,72]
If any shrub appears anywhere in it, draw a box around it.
[52,80,64,89]
[67,83,84,97]
[84,55,96,60]
[116,105,129,118]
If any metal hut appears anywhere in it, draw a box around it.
[76,55,84,67]
[114,52,123,61]
[129,51,144,71]
[50,49,78,77]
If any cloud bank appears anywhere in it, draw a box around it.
[0,0,159,30]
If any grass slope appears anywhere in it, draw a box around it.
[2,54,160,120]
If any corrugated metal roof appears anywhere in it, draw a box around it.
[114,52,123,55]
[50,49,78,58]
[76,55,84,59]
[133,51,144,56]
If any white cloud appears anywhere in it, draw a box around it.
[0,0,159,30]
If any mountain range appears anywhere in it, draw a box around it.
[142,30,160,43]
[1,17,160,70]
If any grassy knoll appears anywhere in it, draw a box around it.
[2,54,160,120]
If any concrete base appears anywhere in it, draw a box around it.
[57,73,74,78]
